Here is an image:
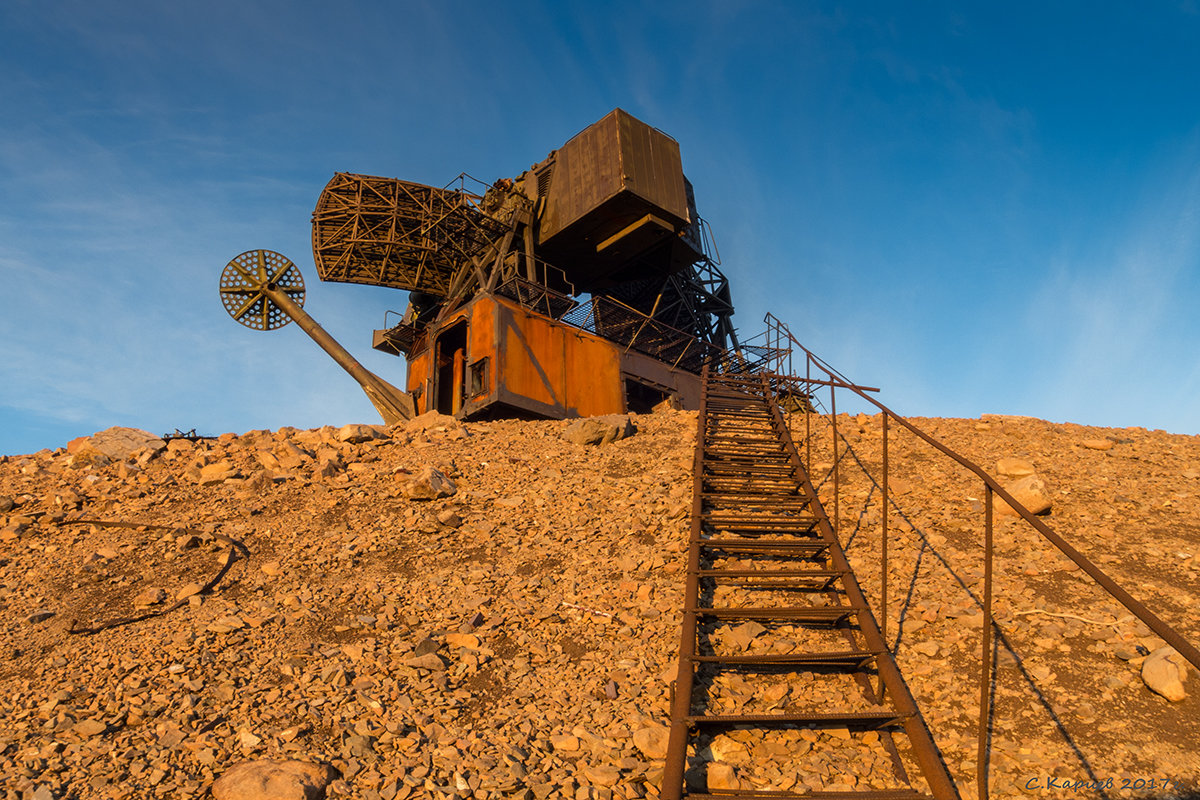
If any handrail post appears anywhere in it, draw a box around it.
[881,417,890,638]
[978,484,994,800]
[881,412,890,699]
[805,354,812,469]
[831,382,839,540]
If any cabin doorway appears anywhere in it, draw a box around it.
[624,377,670,414]
[435,321,468,416]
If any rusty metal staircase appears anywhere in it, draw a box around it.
[661,369,961,800]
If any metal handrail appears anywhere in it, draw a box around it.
[765,314,1200,673]
[761,312,1200,799]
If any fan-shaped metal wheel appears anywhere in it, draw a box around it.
[220,250,306,331]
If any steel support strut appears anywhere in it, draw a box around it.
[265,287,414,424]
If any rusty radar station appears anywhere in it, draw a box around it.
[222,109,753,422]
[217,110,1200,800]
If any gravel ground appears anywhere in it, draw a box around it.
[0,407,1196,799]
[797,410,1200,798]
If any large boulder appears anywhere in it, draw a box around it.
[1142,646,1189,702]
[563,415,636,446]
[632,725,669,759]
[405,411,462,434]
[708,763,743,791]
[197,461,240,485]
[66,426,165,467]
[997,474,1052,517]
[212,759,339,800]
[335,423,386,444]
[994,458,1051,517]
[995,458,1036,480]
[400,466,457,500]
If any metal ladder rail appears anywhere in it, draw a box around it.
[759,371,960,799]
[661,368,962,800]
[698,371,923,795]
[668,371,892,795]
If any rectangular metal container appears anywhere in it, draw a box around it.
[538,109,691,283]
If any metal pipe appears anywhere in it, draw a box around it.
[265,287,413,424]
[775,373,877,396]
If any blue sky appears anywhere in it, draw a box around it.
[3,1,1199,455]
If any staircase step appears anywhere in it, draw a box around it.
[689,606,858,623]
[690,649,880,667]
[686,710,911,728]
[700,539,828,554]
[697,568,844,579]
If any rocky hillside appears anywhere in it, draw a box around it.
[0,409,1196,800]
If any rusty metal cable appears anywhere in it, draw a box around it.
[58,519,248,635]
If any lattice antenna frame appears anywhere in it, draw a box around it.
[220,249,306,331]
[311,172,509,299]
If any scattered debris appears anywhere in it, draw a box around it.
[0,412,1197,795]
[59,519,248,635]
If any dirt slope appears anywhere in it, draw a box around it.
[0,409,1196,799]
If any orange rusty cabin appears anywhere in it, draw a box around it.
[385,292,703,419]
